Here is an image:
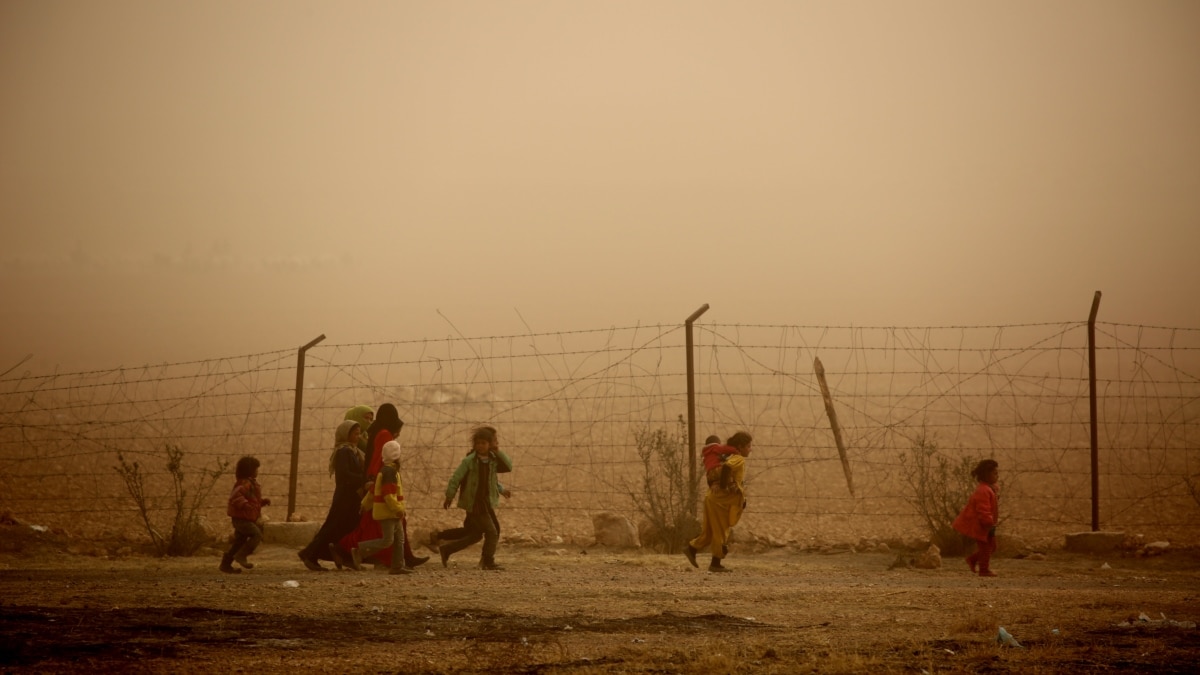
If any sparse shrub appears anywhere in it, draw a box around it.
[898,434,975,556]
[628,415,699,553]
[1185,475,1200,507]
[115,444,229,556]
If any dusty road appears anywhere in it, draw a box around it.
[1,535,1198,673]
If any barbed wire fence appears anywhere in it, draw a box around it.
[1,318,1196,548]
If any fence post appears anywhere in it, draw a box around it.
[288,334,326,521]
[814,357,854,496]
[685,304,709,517]
[1087,291,1102,531]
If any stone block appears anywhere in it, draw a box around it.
[263,521,319,547]
[1064,531,1125,553]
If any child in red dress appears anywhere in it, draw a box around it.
[953,459,1000,577]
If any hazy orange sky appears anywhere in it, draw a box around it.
[2,1,1198,370]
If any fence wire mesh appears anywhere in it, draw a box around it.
[1,320,1197,547]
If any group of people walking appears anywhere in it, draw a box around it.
[299,403,513,574]
[221,416,1003,578]
[217,402,513,574]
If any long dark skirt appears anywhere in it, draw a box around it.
[301,493,361,561]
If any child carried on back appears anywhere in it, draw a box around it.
[702,435,736,490]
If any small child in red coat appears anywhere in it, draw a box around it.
[222,456,271,574]
[953,459,1000,577]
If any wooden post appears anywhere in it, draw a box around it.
[814,357,854,496]
[1088,291,1102,531]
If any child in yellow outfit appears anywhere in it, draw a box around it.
[352,440,412,575]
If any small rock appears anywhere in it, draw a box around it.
[996,626,1023,648]
[914,544,942,569]
[592,513,639,548]
[1142,541,1170,556]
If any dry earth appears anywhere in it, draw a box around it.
[1,525,1198,674]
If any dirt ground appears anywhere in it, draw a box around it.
[1,526,1198,674]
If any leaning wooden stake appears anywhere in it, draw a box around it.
[814,357,854,496]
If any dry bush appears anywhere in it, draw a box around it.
[1185,475,1200,507]
[897,434,975,556]
[627,416,700,553]
[115,444,229,556]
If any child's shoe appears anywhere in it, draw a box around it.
[979,569,998,577]
[332,544,360,571]
[350,547,363,570]
[708,556,731,573]
[219,552,241,574]
[683,545,699,568]
[234,554,254,570]
[389,566,413,575]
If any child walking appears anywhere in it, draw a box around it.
[352,440,412,575]
[953,459,1000,577]
[685,431,752,572]
[222,456,271,574]
[440,426,513,570]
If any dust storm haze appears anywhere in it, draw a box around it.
[2,1,1198,371]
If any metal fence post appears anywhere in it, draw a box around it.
[288,334,326,521]
[1087,291,1102,531]
[685,304,709,517]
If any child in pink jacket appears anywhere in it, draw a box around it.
[953,459,999,577]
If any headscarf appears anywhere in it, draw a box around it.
[344,405,374,428]
[364,402,404,470]
[344,405,375,451]
[380,439,402,465]
[329,419,362,476]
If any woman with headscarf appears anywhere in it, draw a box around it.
[297,417,367,572]
[343,405,375,453]
[363,402,403,478]
[339,403,428,568]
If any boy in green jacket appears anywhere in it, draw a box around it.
[441,426,512,570]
